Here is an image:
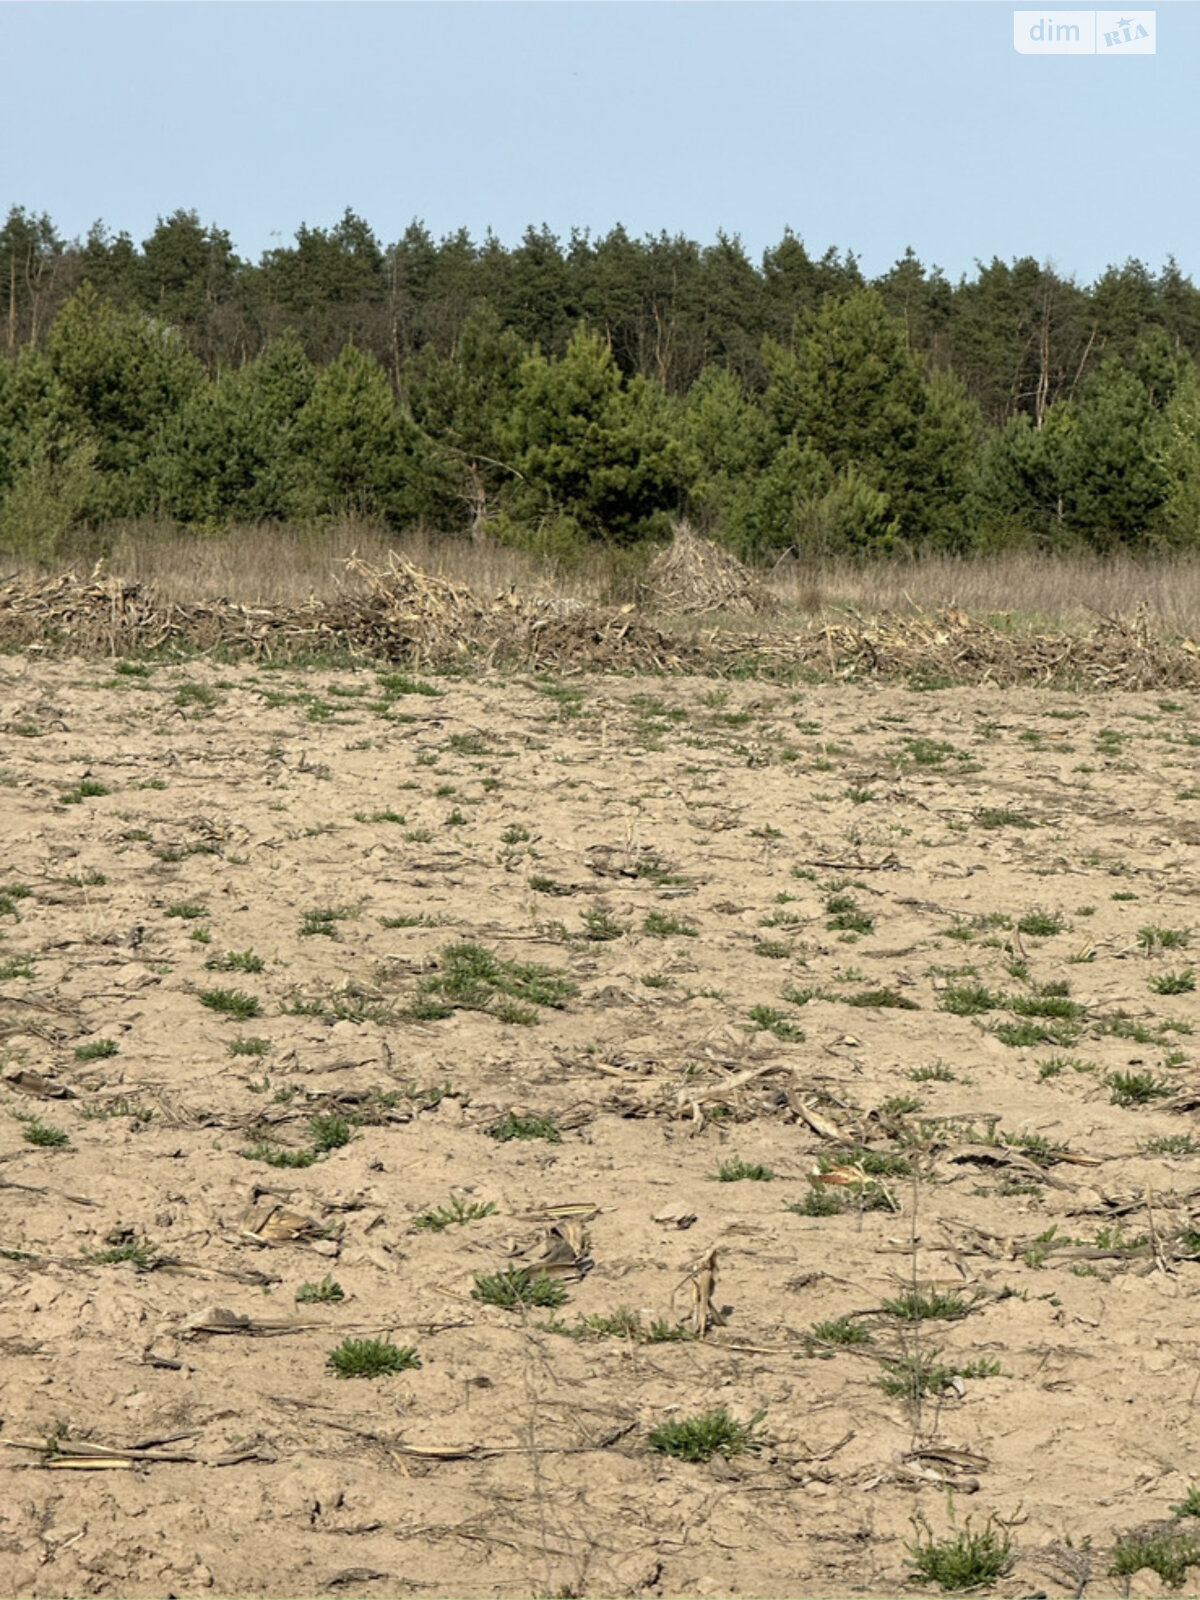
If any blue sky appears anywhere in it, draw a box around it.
[3,2,1197,286]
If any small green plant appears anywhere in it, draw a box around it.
[974,807,1034,830]
[238,1142,317,1169]
[174,683,217,710]
[60,779,111,805]
[300,906,354,938]
[843,988,919,1010]
[74,1038,119,1061]
[882,1287,972,1321]
[788,1189,844,1217]
[296,1275,345,1304]
[581,907,626,941]
[907,1518,1013,1590]
[66,869,107,887]
[166,901,207,920]
[643,911,698,939]
[471,1267,568,1309]
[197,988,261,1020]
[415,1194,498,1230]
[1151,969,1196,995]
[1147,1135,1200,1155]
[648,1407,766,1463]
[417,942,576,1022]
[309,1114,355,1152]
[18,1116,70,1149]
[1171,1486,1200,1518]
[940,972,1004,1011]
[993,1020,1080,1048]
[1140,925,1192,953]
[86,1239,152,1269]
[376,670,441,698]
[1018,910,1066,937]
[910,1061,956,1083]
[1009,992,1083,1020]
[747,1005,805,1042]
[205,949,264,974]
[326,1338,420,1379]
[825,893,874,935]
[1107,1070,1173,1107]
[878,1354,1000,1400]
[1110,1529,1200,1589]
[806,1316,872,1351]
[228,1036,271,1057]
[713,1157,776,1182]
[488,1112,561,1143]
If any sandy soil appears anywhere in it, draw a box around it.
[1,651,1199,1600]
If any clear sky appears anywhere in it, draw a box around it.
[3,1,1197,287]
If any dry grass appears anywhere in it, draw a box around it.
[31,520,1200,641]
[45,519,618,609]
[769,550,1200,640]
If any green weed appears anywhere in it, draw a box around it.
[326,1338,420,1379]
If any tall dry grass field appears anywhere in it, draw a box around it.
[22,518,1200,638]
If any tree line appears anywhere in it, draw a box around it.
[2,203,1199,560]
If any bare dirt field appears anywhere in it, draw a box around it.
[1,646,1199,1599]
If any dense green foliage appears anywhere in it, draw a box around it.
[3,202,1200,558]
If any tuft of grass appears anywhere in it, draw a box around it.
[881,1287,972,1321]
[1110,1529,1200,1589]
[580,907,626,941]
[1151,968,1196,995]
[648,1407,766,1464]
[74,1038,119,1061]
[204,949,264,974]
[974,807,1035,830]
[60,779,111,805]
[197,987,261,1020]
[417,942,576,1023]
[18,1116,70,1149]
[878,1353,1000,1400]
[907,1519,1013,1590]
[86,1240,152,1269]
[174,683,217,710]
[543,1308,692,1343]
[993,1019,1080,1048]
[824,893,874,935]
[806,1316,873,1350]
[1018,910,1066,937]
[642,911,698,939]
[488,1112,561,1144]
[299,905,354,938]
[843,987,919,1010]
[165,900,208,920]
[910,1061,956,1083]
[1107,1070,1173,1107]
[238,1141,318,1169]
[415,1194,498,1231]
[747,1004,805,1042]
[471,1267,568,1309]
[228,1036,271,1057]
[1171,1487,1200,1519]
[296,1275,345,1304]
[940,979,1004,1017]
[1009,992,1083,1020]
[1139,925,1192,953]
[309,1114,355,1152]
[1147,1135,1200,1156]
[713,1157,776,1182]
[326,1338,420,1379]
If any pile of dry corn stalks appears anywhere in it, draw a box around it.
[1,558,1197,688]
